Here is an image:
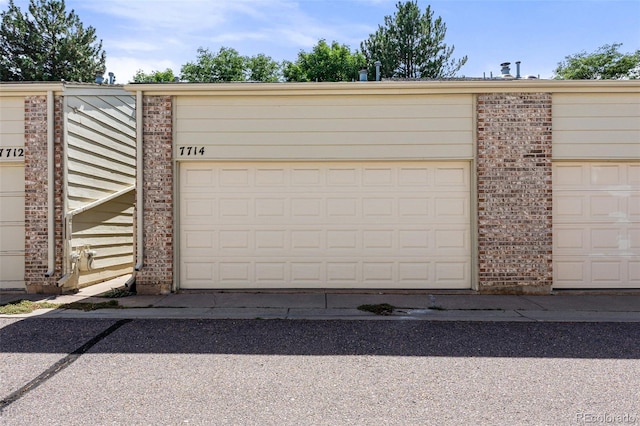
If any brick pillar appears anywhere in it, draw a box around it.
[476,93,553,294]
[24,95,64,294]
[135,95,173,295]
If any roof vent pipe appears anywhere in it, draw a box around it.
[359,68,368,81]
[108,72,116,85]
[515,61,521,79]
[375,61,381,81]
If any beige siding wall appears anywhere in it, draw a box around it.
[65,93,137,284]
[66,94,136,210]
[0,96,25,290]
[0,96,24,148]
[73,191,134,286]
[175,94,474,160]
[553,93,640,159]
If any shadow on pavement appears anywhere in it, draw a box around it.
[1,318,639,359]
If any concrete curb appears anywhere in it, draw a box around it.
[2,306,640,322]
[2,279,640,322]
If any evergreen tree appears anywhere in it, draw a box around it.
[360,1,467,79]
[0,0,106,81]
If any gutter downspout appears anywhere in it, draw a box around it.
[134,90,144,273]
[125,91,144,289]
[45,90,55,277]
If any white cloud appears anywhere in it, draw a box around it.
[207,32,269,44]
[84,0,297,34]
[93,0,374,75]
[108,40,165,54]
[77,0,396,79]
[105,56,179,84]
[274,29,320,50]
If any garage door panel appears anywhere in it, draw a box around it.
[0,197,24,222]
[631,195,640,218]
[183,198,215,220]
[554,163,635,189]
[434,166,469,187]
[182,196,466,225]
[182,167,215,188]
[180,162,470,289]
[630,262,640,283]
[181,163,470,191]
[555,257,639,287]
[220,262,251,284]
[181,225,468,258]
[0,223,25,251]
[554,195,586,219]
[0,253,25,287]
[184,230,214,249]
[554,162,640,288]
[591,261,622,283]
[554,191,635,223]
[554,225,636,254]
[435,261,469,283]
[0,164,25,290]
[555,260,586,283]
[181,257,469,289]
[632,228,640,249]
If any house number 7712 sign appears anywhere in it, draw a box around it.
[178,146,205,156]
[0,147,25,161]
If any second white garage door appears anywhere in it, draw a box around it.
[179,161,471,289]
[554,162,640,288]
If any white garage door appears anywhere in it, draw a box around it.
[0,163,25,290]
[554,163,640,288]
[179,162,471,289]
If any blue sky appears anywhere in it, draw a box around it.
[3,0,639,82]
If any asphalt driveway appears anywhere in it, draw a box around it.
[1,318,639,425]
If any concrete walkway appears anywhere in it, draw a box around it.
[1,276,639,321]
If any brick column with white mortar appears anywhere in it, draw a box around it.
[24,95,64,294]
[476,93,553,294]
[135,95,173,295]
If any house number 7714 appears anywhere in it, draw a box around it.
[179,146,205,156]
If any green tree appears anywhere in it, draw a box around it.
[245,53,281,82]
[554,43,640,80]
[0,0,105,81]
[180,47,283,82]
[181,47,246,82]
[283,39,366,82]
[181,47,245,83]
[132,68,177,83]
[360,0,467,79]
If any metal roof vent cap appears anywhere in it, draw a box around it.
[500,62,513,79]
